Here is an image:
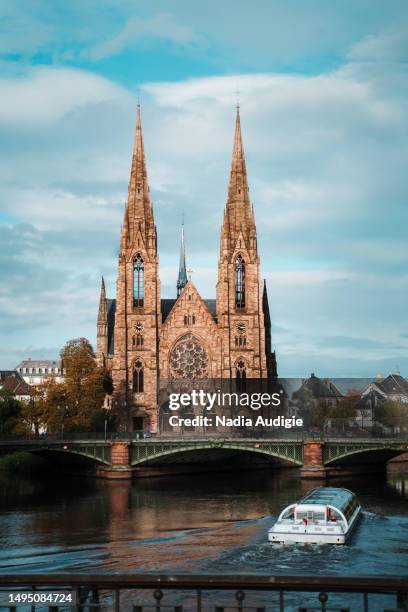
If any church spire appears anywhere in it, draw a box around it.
[96,276,108,367]
[122,104,156,251]
[228,106,249,203]
[177,219,188,297]
[221,108,257,257]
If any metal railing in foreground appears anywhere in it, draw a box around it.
[0,574,407,611]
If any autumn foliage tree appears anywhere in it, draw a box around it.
[40,338,108,433]
[18,386,48,436]
[0,388,21,435]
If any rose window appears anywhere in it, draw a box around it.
[170,334,208,379]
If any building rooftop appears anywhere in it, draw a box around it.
[161,298,217,323]
[0,373,32,396]
[303,373,343,398]
[376,373,408,395]
[15,359,62,369]
[0,370,20,383]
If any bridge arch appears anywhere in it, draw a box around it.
[130,440,303,467]
[324,443,408,466]
[19,444,112,467]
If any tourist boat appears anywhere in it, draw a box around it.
[268,487,361,544]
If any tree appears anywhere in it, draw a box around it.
[377,400,408,433]
[59,338,107,432]
[91,409,116,433]
[293,386,315,410]
[0,388,21,435]
[331,393,359,431]
[314,400,333,431]
[38,379,69,434]
[292,386,318,429]
[18,387,47,436]
[38,338,108,434]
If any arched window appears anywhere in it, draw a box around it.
[236,359,247,392]
[235,254,245,308]
[133,255,144,307]
[133,360,144,392]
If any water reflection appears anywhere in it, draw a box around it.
[0,466,407,576]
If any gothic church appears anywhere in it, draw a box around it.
[96,106,277,432]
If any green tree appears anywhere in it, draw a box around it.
[330,393,359,431]
[314,400,333,431]
[37,379,68,435]
[377,400,408,433]
[18,389,47,436]
[0,388,21,435]
[91,409,116,434]
[292,386,318,429]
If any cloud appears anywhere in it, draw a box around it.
[349,28,408,63]
[1,188,121,232]
[0,67,125,125]
[84,13,197,61]
[266,270,355,286]
[0,1,54,56]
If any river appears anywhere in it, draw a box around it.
[0,466,407,609]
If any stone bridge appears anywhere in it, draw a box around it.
[1,437,407,479]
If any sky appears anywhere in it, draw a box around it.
[0,0,407,376]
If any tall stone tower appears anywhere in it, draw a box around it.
[112,105,161,432]
[216,107,268,381]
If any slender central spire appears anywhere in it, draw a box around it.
[177,219,188,297]
[98,276,107,321]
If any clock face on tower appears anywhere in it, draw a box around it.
[133,321,144,333]
[236,321,246,334]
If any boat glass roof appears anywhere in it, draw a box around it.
[299,487,357,512]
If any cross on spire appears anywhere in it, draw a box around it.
[235,87,240,111]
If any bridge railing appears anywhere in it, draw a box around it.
[0,574,406,611]
[0,429,407,443]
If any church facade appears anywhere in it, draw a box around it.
[96,106,277,433]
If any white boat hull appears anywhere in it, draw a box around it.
[268,530,346,544]
[268,505,361,545]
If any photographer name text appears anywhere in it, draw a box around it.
[168,415,303,429]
